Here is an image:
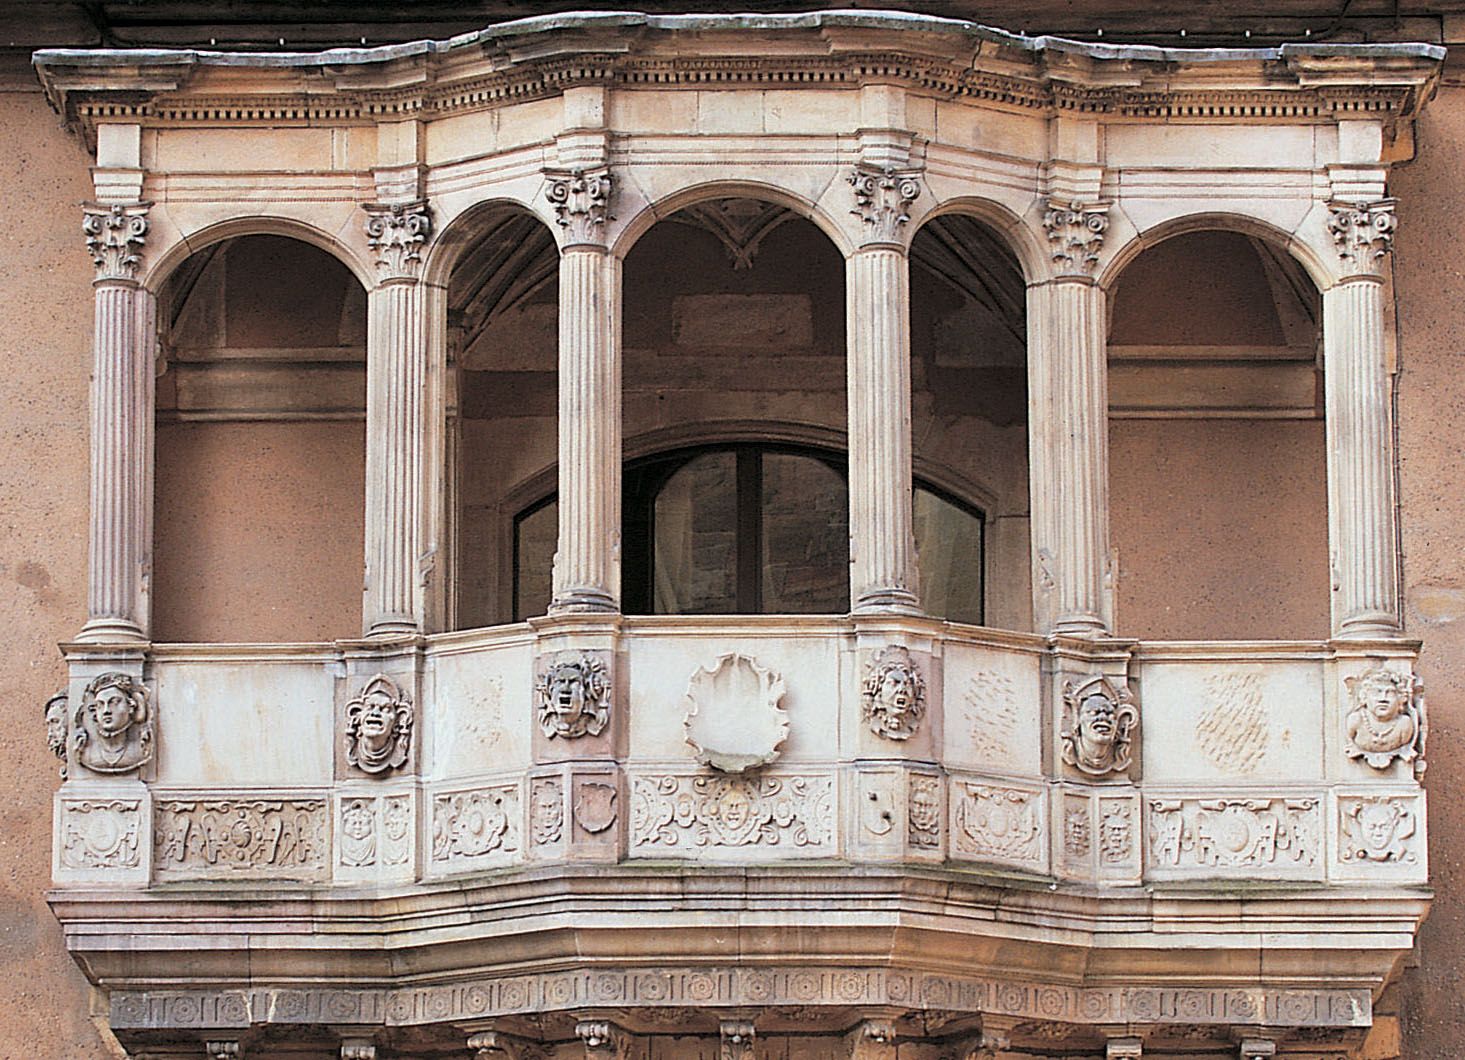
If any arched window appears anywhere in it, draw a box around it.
[513,444,984,622]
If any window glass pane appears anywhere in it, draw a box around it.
[761,452,849,613]
[654,451,738,614]
[914,487,983,625]
[514,499,557,621]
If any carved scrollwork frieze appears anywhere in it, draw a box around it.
[83,201,150,282]
[1042,199,1109,277]
[155,798,328,880]
[1147,796,1320,875]
[1327,199,1396,278]
[849,164,922,247]
[546,167,614,246]
[630,773,833,852]
[363,199,432,281]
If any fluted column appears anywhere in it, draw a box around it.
[1325,199,1402,638]
[363,201,432,637]
[79,202,154,643]
[847,165,921,613]
[547,168,620,612]
[1028,201,1112,636]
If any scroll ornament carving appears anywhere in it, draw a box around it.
[432,787,517,864]
[60,799,141,869]
[1061,675,1138,776]
[1148,797,1318,869]
[630,774,833,849]
[1344,667,1426,775]
[536,653,611,739]
[1327,199,1396,277]
[364,200,431,280]
[83,201,149,281]
[156,799,327,877]
[546,168,613,245]
[44,691,68,779]
[1042,200,1109,277]
[73,671,153,775]
[685,653,789,772]
[345,673,414,775]
[953,783,1042,862]
[849,164,922,245]
[1340,795,1419,864]
[862,645,927,740]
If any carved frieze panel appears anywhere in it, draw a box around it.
[1060,674,1138,777]
[536,652,612,740]
[1344,668,1425,776]
[154,798,328,880]
[629,774,834,855]
[344,673,415,776]
[431,785,520,871]
[950,779,1045,870]
[1337,793,1424,873]
[59,798,142,871]
[1147,797,1320,877]
[73,671,153,776]
[44,691,68,779]
[684,653,789,773]
[336,793,413,875]
[862,645,927,741]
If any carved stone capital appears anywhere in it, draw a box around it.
[83,202,149,282]
[1327,199,1396,278]
[849,164,922,246]
[576,1020,630,1060]
[846,1019,897,1060]
[470,1029,545,1060]
[1043,199,1109,277]
[363,199,432,281]
[546,167,613,246]
[206,1043,242,1060]
[340,1042,376,1060]
[720,1020,757,1060]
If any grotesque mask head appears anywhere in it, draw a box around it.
[861,646,927,740]
[1061,676,1137,776]
[345,674,413,775]
[535,654,611,739]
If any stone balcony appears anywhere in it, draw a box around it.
[51,617,1428,1055]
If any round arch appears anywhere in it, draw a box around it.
[911,197,1047,288]
[1099,211,1330,295]
[142,214,372,293]
[422,197,559,290]
[611,179,853,261]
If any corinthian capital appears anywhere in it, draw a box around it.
[849,164,922,246]
[1328,199,1396,278]
[364,200,432,281]
[1043,199,1109,277]
[546,168,613,247]
[83,202,150,283]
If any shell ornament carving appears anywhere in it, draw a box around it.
[685,653,789,773]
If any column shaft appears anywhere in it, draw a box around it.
[365,278,426,635]
[847,246,918,613]
[552,245,619,612]
[1324,276,1401,637]
[1027,279,1109,636]
[81,280,154,641]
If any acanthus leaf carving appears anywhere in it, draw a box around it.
[849,164,922,246]
[862,645,927,741]
[1344,667,1426,776]
[1327,199,1396,278]
[344,673,414,775]
[1060,674,1138,777]
[630,774,833,851]
[72,671,153,776]
[685,653,789,773]
[536,652,612,740]
[44,690,68,779]
[60,799,141,870]
[363,199,432,281]
[546,168,613,246]
[83,201,149,282]
[721,1020,756,1060]
[1042,199,1109,277]
[1340,794,1420,864]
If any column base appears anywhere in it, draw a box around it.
[550,589,619,614]
[853,588,921,615]
[1335,611,1404,639]
[76,616,146,644]
[1052,613,1107,637]
[366,618,420,638]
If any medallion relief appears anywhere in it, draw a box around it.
[1344,668,1425,774]
[684,653,789,773]
[73,672,153,776]
[536,652,612,740]
[630,774,833,851]
[1060,675,1137,776]
[344,674,414,775]
[1340,795,1420,865]
[861,645,927,741]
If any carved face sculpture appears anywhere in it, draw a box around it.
[342,802,374,841]
[93,682,133,737]
[44,693,68,756]
[536,655,611,739]
[909,782,940,835]
[1359,802,1402,853]
[1078,692,1117,750]
[861,646,927,740]
[345,674,413,775]
[1061,676,1137,777]
[73,672,153,775]
[1362,672,1406,723]
[1345,668,1421,767]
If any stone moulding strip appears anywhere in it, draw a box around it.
[108,968,1372,1031]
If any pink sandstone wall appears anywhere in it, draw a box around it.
[0,67,116,1060]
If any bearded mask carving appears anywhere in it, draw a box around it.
[1060,675,1138,777]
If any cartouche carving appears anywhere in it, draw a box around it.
[1042,200,1109,276]
[363,200,431,281]
[952,783,1043,864]
[72,671,153,775]
[83,201,149,282]
[546,168,613,245]
[535,652,612,740]
[345,673,414,775]
[1060,675,1137,776]
[1340,795,1419,864]
[630,774,833,850]
[848,164,922,245]
[1327,199,1396,277]
[155,799,327,879]
[573,781,618,835]
[685,653,789,773]
[862,645,927,740]
[1345,668,1426,774]
[60,799,141,870]
[44,691,68,779]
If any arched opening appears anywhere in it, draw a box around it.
[1105,229,1328,639]
[153,234,367,642]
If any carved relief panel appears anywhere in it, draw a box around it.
[1343,668,1426,777]
[155,798,328,881]
[1057,788,1141,884]
[343,674,415,777]
[949,776,1047,872]
[44,691,68,779]
[629,773,834,858]
[334,792,414,881]
[861,645,927,741]
[73,672,154,776]
[1060,675,1138,778]
[56,797,148,884]
[1146,796,1322,880]
[1333,791,1427,882]
[536,652,612,741]
[429,784,521,873]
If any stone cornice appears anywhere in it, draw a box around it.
[33,11,1443,149]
